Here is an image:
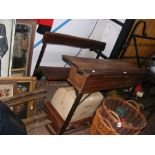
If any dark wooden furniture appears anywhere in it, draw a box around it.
[33,32,107,80]
[63,55,148,93]
[44,55,148,134]
[44,101,92,134]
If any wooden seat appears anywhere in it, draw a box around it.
[33,32,106,80]
[39,66,70,80]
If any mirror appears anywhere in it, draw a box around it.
[11,20,36,76]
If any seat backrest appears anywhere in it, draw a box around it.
[33,32,106,76]
[43,32,106,52]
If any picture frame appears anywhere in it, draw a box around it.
[0,80,16,99]
[0,80,17,111]
[0,77,37,119]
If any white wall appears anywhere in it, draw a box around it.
[79,20,122,58]
[30,19,124,75]
[100,20,122,57]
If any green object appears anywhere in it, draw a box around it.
[116,107,128,118]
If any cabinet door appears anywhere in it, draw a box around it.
[11,19,36,76]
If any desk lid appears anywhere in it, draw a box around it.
[63,55,148,76]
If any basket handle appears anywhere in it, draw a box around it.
[108,109,121,122]
[102,105,121,122]
[102,117,113,129]
[99,107,116,131]
[97,108,114,132]
[101,117,118,134]
[126,100,140,112]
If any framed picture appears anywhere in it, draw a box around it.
[0,77,36,119]
[0,81,16,99]
[0,80,17,111]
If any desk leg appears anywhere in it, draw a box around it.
[58,93,83,135]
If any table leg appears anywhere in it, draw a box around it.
[58,93,83,135]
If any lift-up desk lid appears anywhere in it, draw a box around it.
[63,55,147,75]
[63,55,148,93]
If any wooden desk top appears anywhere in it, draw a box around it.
[63,55,147,76]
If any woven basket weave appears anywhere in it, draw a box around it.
[90,97,146,135]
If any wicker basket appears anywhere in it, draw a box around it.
[90,97,146,135]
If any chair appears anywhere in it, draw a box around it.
[32,32,107,134]
[33,32,107,80]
